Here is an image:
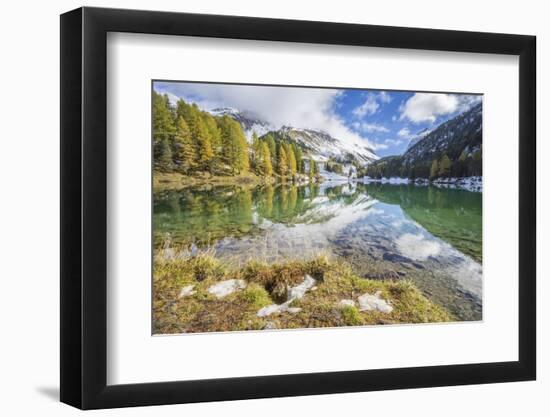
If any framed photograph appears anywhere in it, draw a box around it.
[60,6,536,409]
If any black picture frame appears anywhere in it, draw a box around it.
[60,6,536,410]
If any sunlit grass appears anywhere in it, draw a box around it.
[153,249,454,334]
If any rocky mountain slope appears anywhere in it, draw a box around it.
[209,108,378,165]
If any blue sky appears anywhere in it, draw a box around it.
[154,81,481,157]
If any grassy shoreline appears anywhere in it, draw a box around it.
[153,252,453,334]
[153,171,325,192]
[153,171,271,191]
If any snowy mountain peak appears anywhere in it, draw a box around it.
[209,107,241,116]
[207,108,378,165]
[270,126,378,165]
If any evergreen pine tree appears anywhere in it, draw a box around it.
[277,144,288,178]
[288,148,297,176]
[251,132,261,170]
[173,116,195,174]
[153,92,176,171]
[294,146,303,173]
[308,157,315,179]
[192,115,214,171]
[235,126,249,174]
[260,142,273,176]
[266,134,276,164]
[157,137,173,172]
[219,116,249,174]
[204,115,222,155]
[438,154,452,177]
[430,159,439,180]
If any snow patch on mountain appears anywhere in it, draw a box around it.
[209,108,276,142]
[278,126,378,164]
[406,128,432,150]
[208,108,378,164]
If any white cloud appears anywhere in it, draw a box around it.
[352,91,392,118]
[397,127,412,138]
[384,138,404,146]
[352,94,379,118]
[352,122,389,133]
[157,82,379,151]
[399,93,481,124]
[379,91,392,103]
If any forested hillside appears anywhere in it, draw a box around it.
[153,92,319,181]
[365,103,482,180]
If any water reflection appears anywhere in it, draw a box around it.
[154,183,482,320]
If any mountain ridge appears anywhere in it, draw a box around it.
[208,108,379,165]
[366,103,482,179]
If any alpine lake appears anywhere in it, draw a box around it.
[154,182,482,321]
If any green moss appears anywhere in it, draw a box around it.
[341,305,364,326]
[238,283,273,309]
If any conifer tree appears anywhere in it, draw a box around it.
[308,157,315,179]
[438,154,452,177]
[471,149,482,176]
[294,146,303,173]
[173,116,195,173]
[265,134,276,164]
[175,99,192,123]
[219,116,249,174]
[251,132,261,170]
[288,148,297,176]
[235,127,249,174]
[157,137,173,172]
[260,142,273,176]
[153,92,176,171]
[430,159,439,180]
[190,115,214,171]
[203,115,222,155]
[277,144,288,177]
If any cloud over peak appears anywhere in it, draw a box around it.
[155,82,383,151]
[399,93,481,124]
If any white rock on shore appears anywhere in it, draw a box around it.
[287,274,316,300]
[339,299,356,308]
[257,275,316,318]
[208,279,246,298]
[257,302,302,317]
[178,285,196,298]
[358,291,393,313]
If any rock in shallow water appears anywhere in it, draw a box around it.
[207,279,246,298]
[358,291,393,313]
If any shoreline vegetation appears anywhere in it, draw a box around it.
[153,250,453,334]
[153,170,482,193]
